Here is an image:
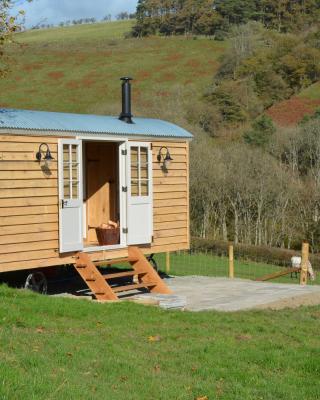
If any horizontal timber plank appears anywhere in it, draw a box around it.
[154,206,187,215]
[0,205,58,217]
[148,242,189,253]
[153,184,186,193]
[0,231,58,245]
[0,249,59,264]
[0,240,58,255]
[154,198,187,208]
[152,154,186,163]
[0,179,57,189]
[153,213,187,223]
[153,170,186,178]
[0,153,57,161]
[153,177,187,185]
[153,235,188,246]
[153,191,186,200]
[0,143,58,152]
[151,147,186,155]
[152,162,186,170]
[0,222,58,236]
[0,161,58,171]
[151,142,187,148]
[0,187,58,198]
[154,220,187,230]
[153,228,187,239]
[0,213,58,226]
[0,170,58,180]
[0,197,57,208]
[0,135,58,143]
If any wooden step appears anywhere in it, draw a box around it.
[94,257,135,267]
[103,270,148,280]
[113,282,157,293]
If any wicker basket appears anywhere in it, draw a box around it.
[95,227,120,246]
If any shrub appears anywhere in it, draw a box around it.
[191,237,320,270]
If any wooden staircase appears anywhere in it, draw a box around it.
[74,246,172,301]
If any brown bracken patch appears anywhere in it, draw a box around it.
[163,52,183,62]
[22,63,44,72]
[266,97,320,126]
[186,59,201,68]
[156,91,171,97]
[156,72,176,82]
[135,70,151,81]
[47,71,65,80]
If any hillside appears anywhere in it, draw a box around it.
[267,82,320,126]
[0,20,226,127]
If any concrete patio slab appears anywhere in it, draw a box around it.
[136,276,320,312]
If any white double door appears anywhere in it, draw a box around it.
[58,139,153,253]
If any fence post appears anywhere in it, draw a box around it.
[229,244,234,278]
[166,252,170,274]
[300,242,309,286]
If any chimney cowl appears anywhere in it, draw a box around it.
[119,76,134,124]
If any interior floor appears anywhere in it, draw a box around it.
[83,141,120,247]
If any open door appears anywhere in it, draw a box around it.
[58,139,83,253]
[127,142,153,245]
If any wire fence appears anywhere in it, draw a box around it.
[153,250,320,286]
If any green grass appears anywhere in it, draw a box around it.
[0,284,320,399]
[298,82,320,100]
[16,20,134,44]
[153,251,320,285]
[1,20,225,122]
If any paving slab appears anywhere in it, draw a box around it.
[152,276,320,312]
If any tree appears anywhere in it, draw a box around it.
[243,115,276,147]
[0,0,29,77]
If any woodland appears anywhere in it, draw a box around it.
[133,0,320,251]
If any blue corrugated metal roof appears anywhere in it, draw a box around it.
[0,108,193,139]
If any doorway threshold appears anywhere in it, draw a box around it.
[83,244,127,253]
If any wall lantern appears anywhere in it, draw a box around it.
[157,146,173,171]
[36,143,54,165]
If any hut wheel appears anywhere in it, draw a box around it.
[24,272,48,294]
[147,254,158,272]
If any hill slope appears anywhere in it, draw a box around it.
[0,20,226,127]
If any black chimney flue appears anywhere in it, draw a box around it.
[119,77,133,124]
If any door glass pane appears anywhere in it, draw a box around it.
[140,147,148,164]
[71,165,78,181]
[141,165,148,179]
[131,147,138,165]
[63,181,71,198]
[63,166,70,180]
[141,180,149,196]
[63,144,70,162]
[131,166,139,179]
[72,182,79,199]
[131,180,139,196]
[71,145,78,163]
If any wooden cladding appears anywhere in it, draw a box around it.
[0,134,189,272]
[0,134,59,271]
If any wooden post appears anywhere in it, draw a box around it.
[229,244,234,279]
[166,252,170,274]
[300,242,309,286]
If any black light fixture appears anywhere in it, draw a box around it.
[36,143,54,164]
[157,146,173,171]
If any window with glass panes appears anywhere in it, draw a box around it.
[63,143,80,200]
[130,146,150,197]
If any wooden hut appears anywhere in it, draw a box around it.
[0,78,192,300]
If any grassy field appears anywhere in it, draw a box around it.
[0,284,320,400]
[0,20,225,126]
[154,252,320,285]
